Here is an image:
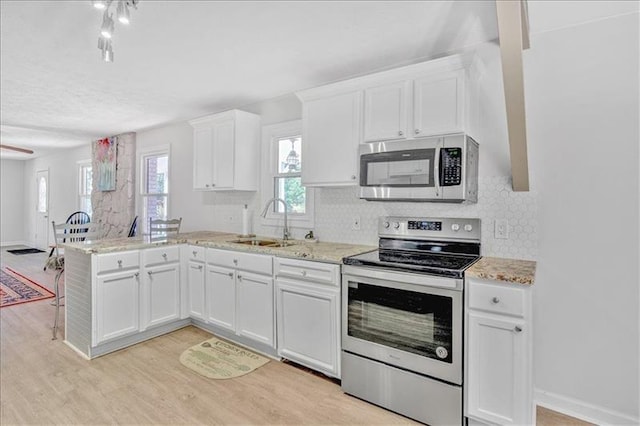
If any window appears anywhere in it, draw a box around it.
[262,120,314,229]
[78,161,92,217]
[140,149,170,234]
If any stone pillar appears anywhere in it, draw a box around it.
[91,132,136,239]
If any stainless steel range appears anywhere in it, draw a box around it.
[341,216,481,426]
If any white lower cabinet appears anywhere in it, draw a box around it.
[205,248,275,348]
[236,271,274,346]
[142,263,181,330]
[465,278,533,426]
[187,260,206,321]
[275,257,341,378]
[206,265,236,332]
[94,269,140,345]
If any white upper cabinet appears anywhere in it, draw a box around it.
[414,70,465,137]
[296,54,473,186]
[363,81,410,142]
[189,109,260,191]
[300,91,362,187]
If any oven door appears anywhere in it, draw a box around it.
[342,265,462,384]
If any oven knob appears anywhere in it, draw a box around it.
[393,222,400,229]
[464,224,473,232]
[383,221,390,229]
[451,224,460,231]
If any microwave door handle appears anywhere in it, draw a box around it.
[434,141,441,197]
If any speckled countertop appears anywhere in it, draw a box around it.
[466,257,537,285]
[62,230,376,264]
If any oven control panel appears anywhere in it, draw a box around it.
[380,216,481,241]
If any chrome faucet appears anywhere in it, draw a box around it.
[260,198,290,241]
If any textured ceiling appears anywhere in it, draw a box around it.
[0,0,500,159]
[2,1,635,160]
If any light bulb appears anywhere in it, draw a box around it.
[117,1,130,24]
[92,0,107,10]
[100,13,114,39]
[101,40,114,62]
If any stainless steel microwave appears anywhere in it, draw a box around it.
[359,134,478,203]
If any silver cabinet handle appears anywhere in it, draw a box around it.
[117,260,123,267]
[198,265,203,270]
[228,272,233,278]
[233,259,238,265]
[237,274,242,280]
[398,130,404,136]
[205,184,210,188]
[351,175,356,180]
[491,297,500,304]
[134,272,139,279]
[162,253,167,259]
[192,251,197,256]
[514,326,523,333]
[415,129,421,134]
[147,271,153,276]
[211,183,216,187]
[301,270,307,277]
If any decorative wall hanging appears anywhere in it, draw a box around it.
[96,137,117,191]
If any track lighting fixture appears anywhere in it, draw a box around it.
[92,0,139,62]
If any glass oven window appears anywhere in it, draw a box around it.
[347,281,453,363]
[360,148,435,187]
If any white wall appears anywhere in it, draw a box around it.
[526,9,639,423]
[22,144,92,247]
[1,159,25,245]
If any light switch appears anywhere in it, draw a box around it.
[495,219,509,239]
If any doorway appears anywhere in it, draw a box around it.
[35,170,49,250]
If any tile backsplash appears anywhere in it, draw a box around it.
[213,175,537,261]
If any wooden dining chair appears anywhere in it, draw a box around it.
[44,211,90,271]
[50,220,99,340]
[149,217,182,240]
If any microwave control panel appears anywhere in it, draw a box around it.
[440,148,462,186]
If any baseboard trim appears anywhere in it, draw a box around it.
[535,388,639,425]
[0,240,28,248]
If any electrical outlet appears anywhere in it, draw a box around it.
[495,219,509,239]
[352,216,361,230]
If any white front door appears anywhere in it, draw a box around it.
[35,170,49,250]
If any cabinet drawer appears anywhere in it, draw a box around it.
[96,251,139,274]
[274,257,340,287]
[187,245,205,262]
[142,246,181,266]
[468,280,525,318]
[207,248,272,275]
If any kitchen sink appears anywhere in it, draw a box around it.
[230,239,296,248]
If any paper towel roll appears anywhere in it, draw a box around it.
[241,205,250,236]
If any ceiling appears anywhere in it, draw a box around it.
[0,0,501,159]
[1,1,635,160]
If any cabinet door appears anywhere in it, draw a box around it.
[236,272,274,347]
[467,312,527,425]
[302,91,361,186]
[414,70,464,136]
[363,81,409,142]
[193,125,214,190]
[212,119,235,189]
[95,270,140,345]
[143,264,180,329]
[187,261,206,321]
[206,265,236,332]
[276,279,340,378]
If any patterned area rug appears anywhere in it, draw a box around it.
[180,336,270,379]
[0,267,54,308]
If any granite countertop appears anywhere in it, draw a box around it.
[466,257,537,285]
[62,230,376,264]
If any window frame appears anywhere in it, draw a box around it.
[77,159,92,217]
[138,145,171,235]
[261,120,314,230]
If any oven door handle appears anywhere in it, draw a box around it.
[342,265,463,291]
[434,139,442,197]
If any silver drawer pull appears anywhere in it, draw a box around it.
[491,297,500,304]
[237,275,242,280]
[198,265,203,270]
[117,260,123,267]
[514,326,523,333]
[233,259,238,265]
[301,270,307,277]
[228,272,234,278]
[147,271,153,276]
[134,272,139,279]
[162,253,167,259]
[192,251,197,256]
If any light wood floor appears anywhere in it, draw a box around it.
[0,246,592,425]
